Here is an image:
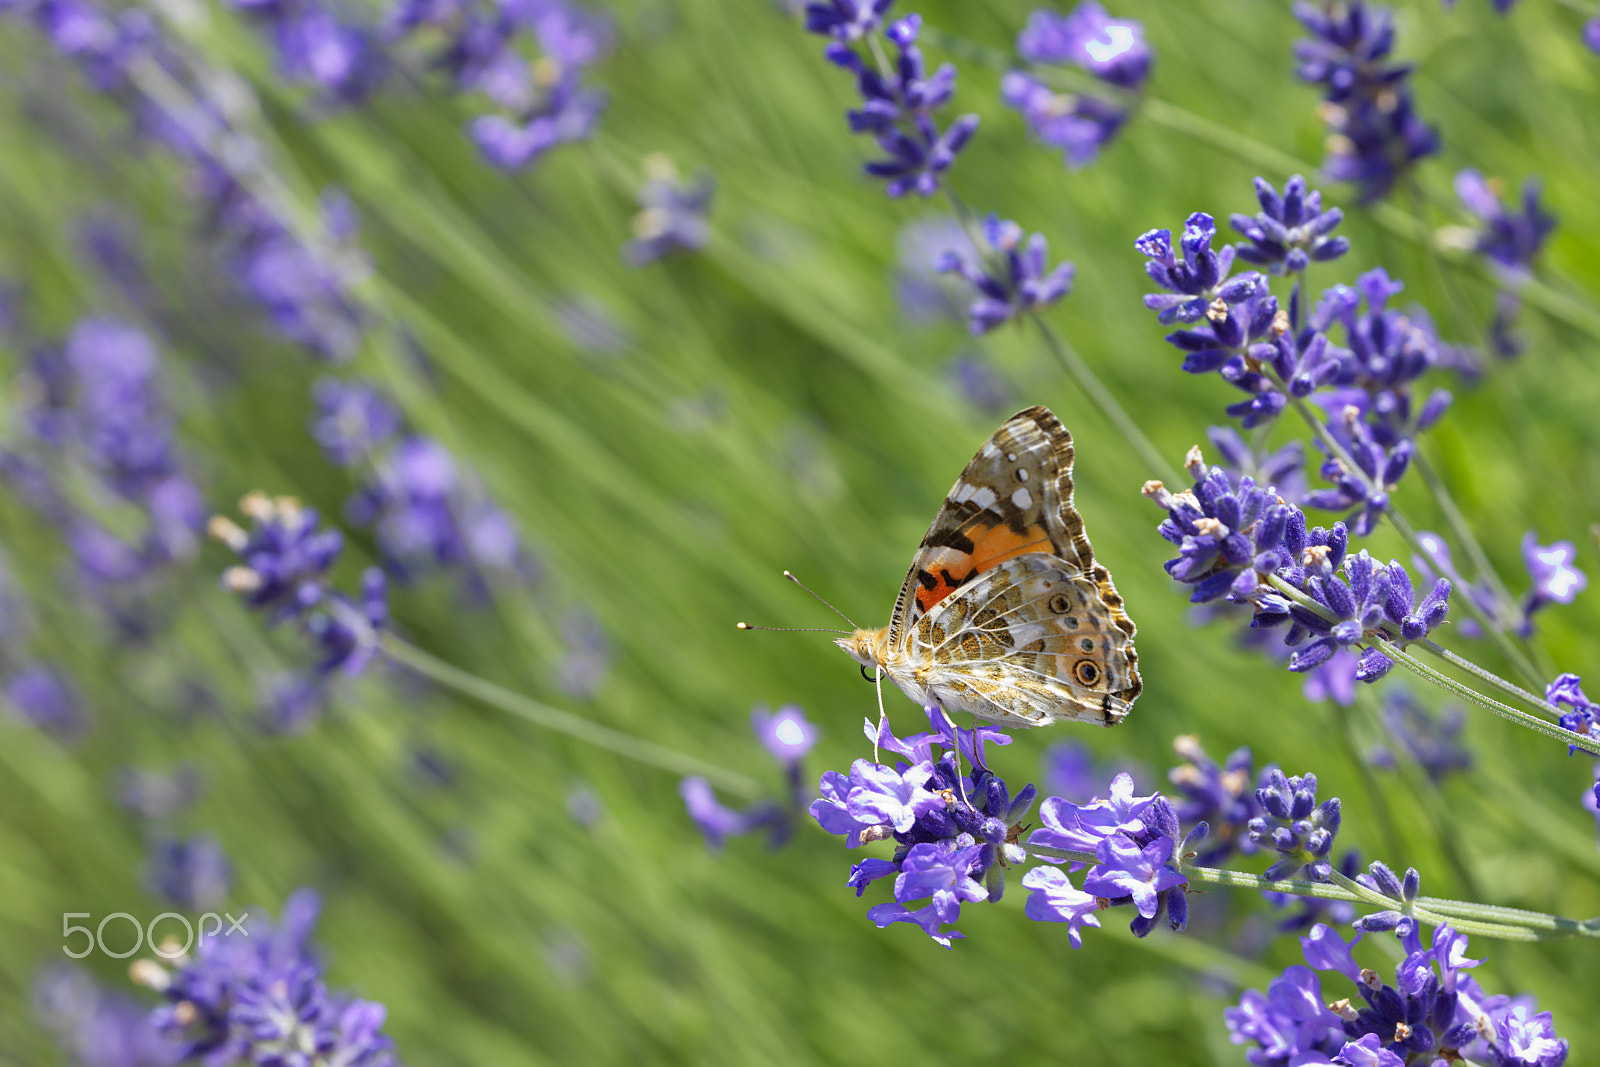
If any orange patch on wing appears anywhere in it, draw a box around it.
[915,566,972,613]
[971,522,1051,572]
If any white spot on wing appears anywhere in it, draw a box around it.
[1012,487,1033,510]
[1016,468,1028,481]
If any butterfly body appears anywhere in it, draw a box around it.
[836,406,1139,729]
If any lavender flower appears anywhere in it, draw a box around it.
[1166,735,1259,866]
[1145,446,1450,682]
[228,0,386,103]
[117,765,203,820]
[1369,688,1471,782]
[1293,1,1439,203]
[1519,532,1586,633]
[1229,919,1569,1066]
[33,964,180,1067]
[1136,212,1268,325]
[1230,175,1350,275]
[1586,15,1600,54]
[682,705,821,850]
[399,0,613,171]
[210,493,389,675]
[1545,673,1600,754]
[804,0,892,41]
[623,157,714,267]
[1006,4,1150,166]
[1000,72,1129,168]
[935,215,1074,333]
[1016,3,1151,89]
[821,13,979,197]
[1453,170,1554,282]
[2,664,89,742]
[310,378,401,467]
[136,888,396,1066]
[1248,769,1341,880]
[146,835,233,910]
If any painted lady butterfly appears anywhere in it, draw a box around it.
[836,405,1140,729]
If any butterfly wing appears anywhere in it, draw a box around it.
[909,553,1139,727]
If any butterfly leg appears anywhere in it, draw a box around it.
[935,704,972,809]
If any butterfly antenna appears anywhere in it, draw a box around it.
[735,623,852,635]
[783,570,858,630]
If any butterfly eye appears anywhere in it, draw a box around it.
[1074,660,1100,686]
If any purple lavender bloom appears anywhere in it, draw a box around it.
[1137,212,1269,325]
[1293,1,1439,203]
[935,215,1074,333]
[1369,688,1470,782]
[623,162,714,267]
[1248,769,1341,880]
[470,86,606,169]
[1166,735,1259,865]
[1081,833,1185,917]
[1230,175,1350,274]
[1223,963,1343,1063]
[1000,71,1129,168]
[1019,866,1102,946]
[2,664,88,742]
[350,436,468,572]
[142,888,397,1066]
[1586,16,1600,54]
[310,378,402,467]
[894,216,970,324]
[1544,673,1600,755]
[555,607,609,697]
[229,192,366,362]
[146,835,233,910]
[1016,3,1151,88]
[259,671,326,734]
[1519,532,1586,633]
[752,704,819,763]
[33,964,179,1067]
[1454,171,1554,282]
[680,776,783,851]
[228,0,386,102]
[804,0,892,40]
[211,493,390,676]
[826,14,978,197]
[16,0,150,91]
[1206,426,1307,504]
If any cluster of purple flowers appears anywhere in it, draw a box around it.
[934,215,1075,333]
[210,491,390,676]
[623,156,714,267]
[0,317,207,642]
[1543,674,1600,756]
[805,2,978,197]
[1450,170,1556,359]
[227,0,387,103]
[1144,445,1451,684]
[682,704,820,851]
[808,707,1206,948]
[1412,529,1588,642]
[134,888,397,1066]
[1139,179,1456,537]
[1292,1,1439,203]
[1003,3,1152,167]
[1368,688,1472,782]
[1227,915,1567,1066]
[312,377,528,588]
[391,0,612,170]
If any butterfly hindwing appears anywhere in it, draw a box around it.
[887,406,1091,646]
[910,554,1139,728]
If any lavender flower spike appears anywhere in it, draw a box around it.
[1136,212,1268,325]
[936,216,1074,333]
[1230,175,1350,274]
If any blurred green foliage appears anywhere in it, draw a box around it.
[2,0,1600,1063]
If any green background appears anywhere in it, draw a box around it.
[3,0,1600,1062]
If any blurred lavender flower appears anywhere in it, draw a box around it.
[1452,171,1554,283]
[894,215,969,323]
[1005,3,1151,166]
[1205,425,1307,504]
[1040,739,1145,805]
[210,493,389,675]
[1166,735,1259,866]
[259,671,326,733]
[1293,1,1439,203]
[1016,3,1151,88]
[1229,175,1349,275]
[623,156,714,266]
[820,13,979,197]
[147,835,233,910]
[395,0,612,170]
[137,888,397,1066]
[117,765,203,820]
[1519,532,1586,633]
[935,215,1074,333]
[945,354,1010,413]
[310,377,402,467]
[1368,688,1470,781]
[3,664,89,742]
[1586,15,1600,54]
[34,964,180,1067]
[228,0,386,103]
[555,607,609,698]
[681,704,819,851]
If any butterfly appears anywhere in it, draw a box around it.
[835,405,1140,729]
